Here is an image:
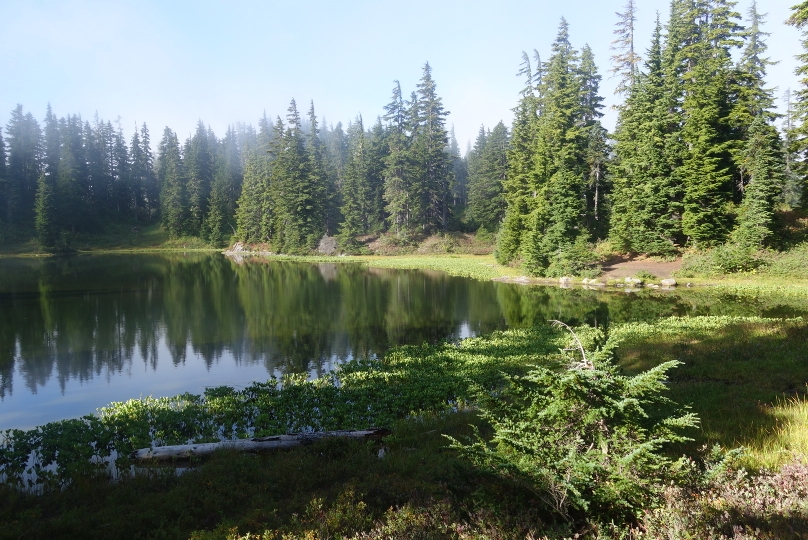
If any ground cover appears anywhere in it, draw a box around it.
[2,316,807,538]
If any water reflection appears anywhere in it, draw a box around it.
[0,253,806,429]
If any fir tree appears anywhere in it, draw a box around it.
[498,53,537,263]
[467,122,509,232]
[383,81,413,235]
[5,105,41,224]
[412,62,452,231]
[786,0,808,207]
[339,116,370,250]
[157,127,188,238]
[184,121,214,236]
[610,15,683,255]
[34,174,58,248]
[610,0,641,95]
[732,116,785,248]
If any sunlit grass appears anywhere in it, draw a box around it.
[611,316,808,468]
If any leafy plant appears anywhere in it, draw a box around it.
[447,326,698,523]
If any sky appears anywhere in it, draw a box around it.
[0,0,802,152]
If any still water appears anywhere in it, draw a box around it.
[1,253,805,430]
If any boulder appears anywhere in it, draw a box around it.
[660,278,677,287]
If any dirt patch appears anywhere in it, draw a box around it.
[600,255,682,280]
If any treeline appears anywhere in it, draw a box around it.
[2,1,808,275]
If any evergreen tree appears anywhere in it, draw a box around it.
[498,53,537,264]
[157,127,187,237]
[383,81,414,234]
[204,126,242,246]
[412,62,453,231]
[57,115,88,235]
[0,132,6,225]
[305,102,328,242]
[184,121,214,236]
[521,19,591,276]
[449,126,468,213]
[5,105,41,224]
[365,118,389,233]
[610,15,683,255]
[339,116,370,249]
[235,149,269,243]
[677,0,743,246]
[34,173,58,248]
[467,122,509,232]
[786,0,808,207]
[732,116,785,248]
[610,0,641,95]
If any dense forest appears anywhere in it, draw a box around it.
[1,0,807,276]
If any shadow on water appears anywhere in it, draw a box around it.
[1,253,807,429]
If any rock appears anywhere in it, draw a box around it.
[317,235,338,255]
[559,276,573,288]
[660,278,677,287]
[647,284,660,289]
[231,242,246,253]
[588,280,605,287]
[581,278,590,284]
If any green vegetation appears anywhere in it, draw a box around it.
[2,316,807,538]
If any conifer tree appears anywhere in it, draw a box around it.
[5,105,41,224]
[676,0,743,246]
[34,173,58,248]
[521,19,592,276]
[0,132,7,225]
[412,62,452,231]
[449,126,468,213]
[365,118,389,233]
[184,121,214,236]
[611,15,683,255]
[57,115,88,235]
[235,149,269,243]
[383,81,413,234]
[467,122,509,232]
[732,116,785,248]
[786,0,808,206]
[610,0,641,95]
[498,53,537,263]
[157,127,188,238]
[305,102,328,241]
[339,116,370,250]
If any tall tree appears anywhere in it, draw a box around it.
[466,122,509,232]
[4,105,41,224]
[498,53,537,263]
[184,121,214,236]
[412,62,453,231]
[157,127,187,237]
[383,81,414,234]
[732,115,785,248]
[610,0,641,95]
[786,0,808,207]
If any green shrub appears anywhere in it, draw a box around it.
[447,328,698,523]
[635,269,656,280]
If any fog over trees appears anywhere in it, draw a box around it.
[2,1,806,276]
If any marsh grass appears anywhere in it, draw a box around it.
[611,316,808,468]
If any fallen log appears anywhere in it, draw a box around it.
[131,428,390,461]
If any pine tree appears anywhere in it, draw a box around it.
[305,102,328,243]
[184,121,214,236]
[521,19,591,276]
[235,149,269,243]
[158,127,188,238]
[467,122,509,232]
[498,53,537,263]
[610,0,641,95]
[365,118,389,233]
[610,15,683,255]
[786,0,808,207]
[383,81,414,235]
[0,131,7,225]
[412,62,453,231]
[5,105,41,224]
[57,115,88,235]
[732,116,785,247]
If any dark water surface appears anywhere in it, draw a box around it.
[1,253,806,430]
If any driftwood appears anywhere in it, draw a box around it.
[132,428,390,461]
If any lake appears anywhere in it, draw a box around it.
[1,253,806,430]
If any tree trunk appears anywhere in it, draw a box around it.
[131,428,390,461]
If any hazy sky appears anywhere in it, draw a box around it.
[0,0,801,151]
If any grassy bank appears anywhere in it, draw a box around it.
[2,316,807,539]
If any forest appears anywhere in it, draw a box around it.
[1,0,807,277]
